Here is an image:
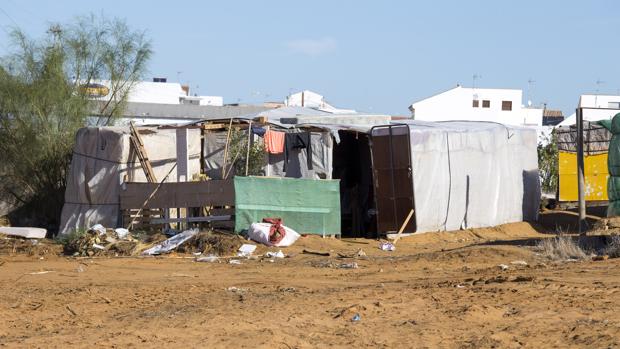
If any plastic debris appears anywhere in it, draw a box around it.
[229,259,242,265]
[92,243,105,250]
[196,255,219,263]
[114,228,129,239]
[338,262,359,269]
[89,224,106,236]
[511,260,528,266]
[0,227,46,239]
[265,250,285,258]
[237,244,257,257]
[351,313,361,322]
[142,228,199,255]
[380,242,395,251]
[498,264,509,271]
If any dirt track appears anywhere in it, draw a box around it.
[1,222,619,348]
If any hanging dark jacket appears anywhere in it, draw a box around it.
[284,131,313,173]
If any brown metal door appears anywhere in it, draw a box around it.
[370,125,416,233]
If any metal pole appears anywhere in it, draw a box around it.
[576,107,586,234]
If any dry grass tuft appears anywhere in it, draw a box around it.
[605,235,620,258]
[537,235,587,261]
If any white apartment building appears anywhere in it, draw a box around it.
[87,78,224,106]
[408,85,543,126]
[558,94,620,126]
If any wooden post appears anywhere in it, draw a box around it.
[221,118,234,178]
[576,107,587,234]
[393,209,414,245]
[245,121,252,176]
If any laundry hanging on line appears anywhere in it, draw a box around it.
[264,130,285,154]
[284,131,313,172]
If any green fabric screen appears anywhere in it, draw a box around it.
[599,114,620,216]
[234,176,341,236]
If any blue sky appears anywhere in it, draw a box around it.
[1,0,619,116]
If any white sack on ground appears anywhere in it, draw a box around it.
[248,222,301,247]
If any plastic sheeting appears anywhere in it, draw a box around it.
[58,126,201,235]
[389,121,540,233]
[234,176,341,236]
[601,114,620,216]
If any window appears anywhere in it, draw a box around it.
[609,102,620,109]
[502,101,512,111]
[482,100,490,108]
[472,100,479,107]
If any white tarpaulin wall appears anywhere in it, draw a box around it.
[59,126,201,235]
[396,121,540,233]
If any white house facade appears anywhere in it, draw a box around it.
[408,85,543,126]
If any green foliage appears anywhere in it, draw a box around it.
[0,14,152,231]
[538,132,559,194]
[224,128,266,178]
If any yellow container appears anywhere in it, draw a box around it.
[558,151,609,202]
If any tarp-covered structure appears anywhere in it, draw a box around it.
[392,120,540,233]
[59,127,201,235]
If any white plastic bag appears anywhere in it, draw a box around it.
[248,223,300,247]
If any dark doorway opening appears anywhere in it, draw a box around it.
[333,131,377,238]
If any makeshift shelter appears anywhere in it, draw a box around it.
[375,121,540,233]
[59,106,541,238]
[59,126,201,235]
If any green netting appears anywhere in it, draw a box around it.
[604,114,620,216]
[234,176,341,236]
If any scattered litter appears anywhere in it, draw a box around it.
[380,242,395,251]
[338,262,359,269]
[89,224,106,236]
[142,228,199,255]
[265,250,285,258]
[248,221,301,247]
[114,228,129,239]
[229,259,242,265]
[356,249,367,257]
[192,252,202,256]
[226,286,247,293]
[237,244,257,257]
[303,249,330,256]
[76,265,86,273]
[498,264,509,271]
[65,305,77,316]
[0,227,47,239]
[511,260,528,266]
[351,313,361,322]
[455,284,466,288]
[196,255,219,263]
[92,243,105,250]
[27,270,54,275]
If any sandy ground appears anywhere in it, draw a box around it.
[1,222,619,348]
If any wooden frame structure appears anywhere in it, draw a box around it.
[120,180,235,229]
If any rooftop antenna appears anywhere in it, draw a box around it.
[527,78,535,107]
[472,74,481,101]
[472,74,481,89]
